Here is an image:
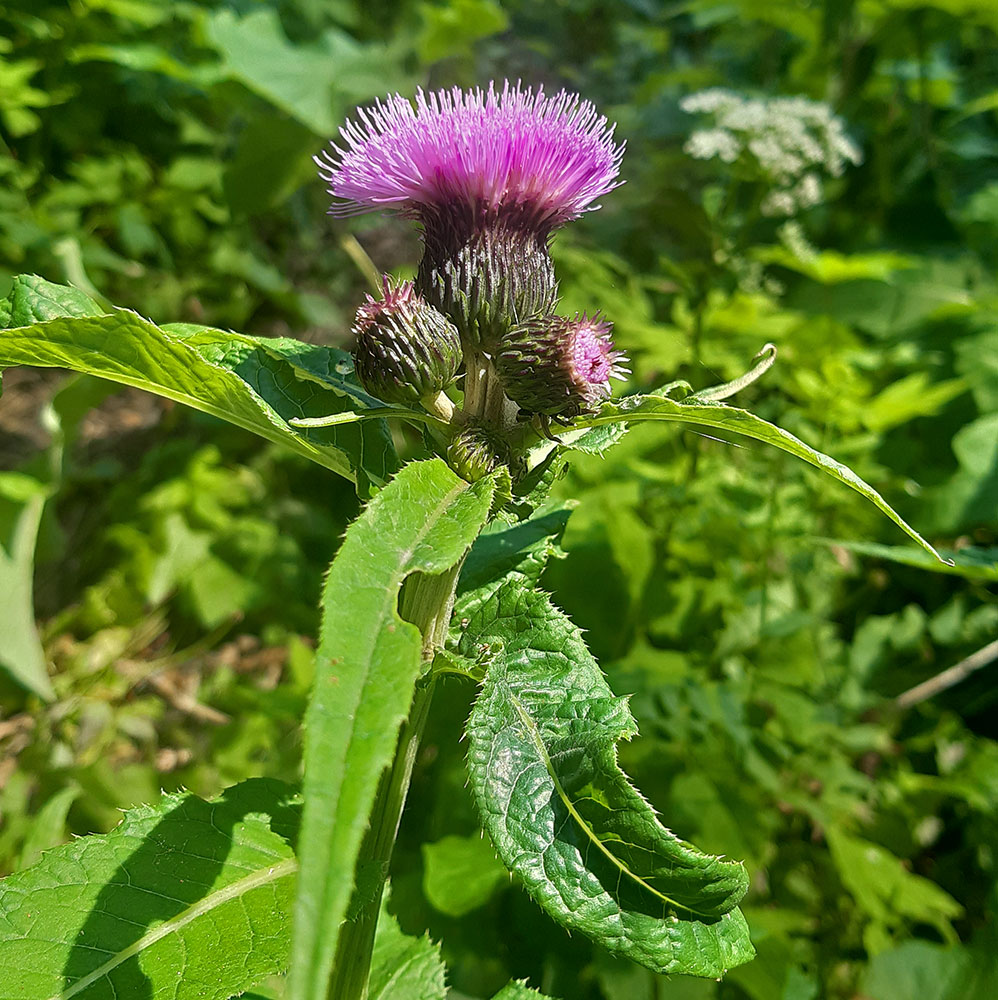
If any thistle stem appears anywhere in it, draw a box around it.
[325,563,463,1000]
[462,351,489,419]
[421,390,456,423]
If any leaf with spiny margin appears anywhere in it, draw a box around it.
[491,981,559,999]
[459,501,573,597]
[0,778,300,1000]
[291,459,497,1000]
[462,575,754,978]
[368,896,446,1000]
[574,393,944,562]
[0,275,396,493]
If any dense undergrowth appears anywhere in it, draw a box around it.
[0,1,996,997]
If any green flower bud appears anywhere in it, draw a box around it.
[353,279,462,404]
[495,312,629,418]
[417,223,558,353]
[446,420,511,483]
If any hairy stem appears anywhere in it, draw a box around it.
[326,562,463,1000]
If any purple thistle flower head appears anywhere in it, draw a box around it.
[496,312,629,418]
[317,81,625,237]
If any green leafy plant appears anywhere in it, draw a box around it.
[0,70,949,994]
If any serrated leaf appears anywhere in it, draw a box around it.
[459,502,573,597]
[490,981,559,999]
[461,575,754,978]
[291,459,496,1000]
[0,778,300,1000]
[0,275,397,492]
[576,394,943,562]
[368,896,447,1000]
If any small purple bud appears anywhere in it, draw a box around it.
[352,279,462,405]
[496,312,629,418]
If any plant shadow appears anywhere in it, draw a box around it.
[61,777,299,998]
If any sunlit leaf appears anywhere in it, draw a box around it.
[0,276,397,492]
[0,779,300,999]
[576,393,945,562]
[462,574,753,977]
[291,459,496,1000]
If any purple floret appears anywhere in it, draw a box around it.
[566,314,629,401]
[317,81,624,234]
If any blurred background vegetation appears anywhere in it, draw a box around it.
[1,1,996,997]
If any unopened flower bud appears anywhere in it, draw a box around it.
[352,279,462,404]
[495,312,628,418]
[417,224,558,351]
[446,420,511,483]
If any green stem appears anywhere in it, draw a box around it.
[326,563,463,1000]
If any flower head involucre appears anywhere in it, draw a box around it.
[352,278,462,404]
[317,82,624,238]
[496,312,629,419]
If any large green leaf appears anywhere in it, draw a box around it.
[291,459,496,1000]
[0,275,397,492]
[461,574,754,978]
[203,8,411,135]
[574,393,944,562]
[0,778,300,1000]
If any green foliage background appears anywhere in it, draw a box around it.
[1,0,996,997]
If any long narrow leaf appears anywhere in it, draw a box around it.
[291,459,496,999]
[576,394,945,562]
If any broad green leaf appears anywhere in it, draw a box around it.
[291,459,497,1000]
[0,275,397,492]
[368,896,446,1000]
[860,941,979,1000]
[461,575,754,978]
[575,394,944,562]
[0,778,300,1000]
[203,8,410,135]
[0,473,54,700]
[422,833,508,917]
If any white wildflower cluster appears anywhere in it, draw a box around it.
[681,89,862,217]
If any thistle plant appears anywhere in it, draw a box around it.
[0,81,947,1000]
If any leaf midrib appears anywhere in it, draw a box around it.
[506,685,709,918]
[54,857,298,1000]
